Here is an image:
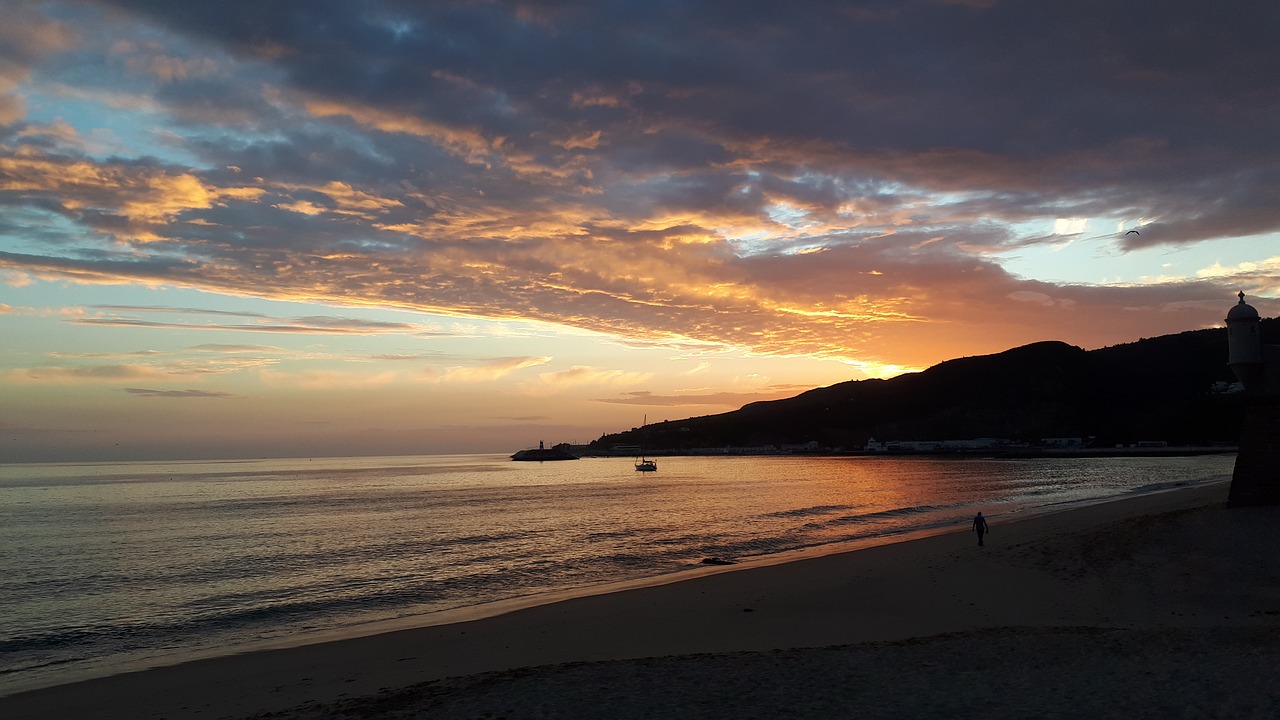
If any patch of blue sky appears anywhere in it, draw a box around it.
[20,87,206,168]
[0,207,96,255]
[1181,233,1280,285]
[360,9,421,42]
[998,228,1280,287]
[718,230,775,257]
[330,125,399,168]
[334,235,419,253]
[1,285,169,358]
[764,202,819,231]
[912,187,979,207]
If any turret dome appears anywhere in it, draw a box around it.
[1227,291,1260,322]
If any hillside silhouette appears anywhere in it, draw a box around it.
[590,321,1279,453]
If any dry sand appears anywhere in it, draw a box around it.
[4,479,1278,719]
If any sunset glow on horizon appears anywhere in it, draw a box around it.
[2,1,1278,461]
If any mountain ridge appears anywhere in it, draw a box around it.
[589,322,1279,453]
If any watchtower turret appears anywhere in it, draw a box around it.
[1225,292,1280,506]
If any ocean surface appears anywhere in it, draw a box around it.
[0,452,1234,695]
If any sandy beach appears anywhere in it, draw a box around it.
[4,479,1277,719]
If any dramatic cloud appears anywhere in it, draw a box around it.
[1,0,1277,377]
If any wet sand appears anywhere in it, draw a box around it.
[4,479,1278,719]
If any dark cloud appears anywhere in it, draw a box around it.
[3,1,1277,372]
[96,1,1274,159]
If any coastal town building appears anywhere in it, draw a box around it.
[864,437,1023,453]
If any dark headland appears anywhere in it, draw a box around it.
[511,442,579,461]
[585,322,1277,456]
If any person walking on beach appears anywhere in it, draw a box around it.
[972,511,989,546]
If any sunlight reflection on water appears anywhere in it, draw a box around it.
[0,452,1234,693]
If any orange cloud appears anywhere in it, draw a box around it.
[8,364,170,382]
[273,180,403,219]
[0,148,265,237]
[554,130,603,150]
[305,98,495,164]
[258,368,399,389]
[531,365,653,389]
[426,356,552,383]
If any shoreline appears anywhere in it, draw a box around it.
[572,445,1239,459]
[4,477,1276,718]
[0,476,1223,698]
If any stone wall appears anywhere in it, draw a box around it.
[1229,395,1280,506]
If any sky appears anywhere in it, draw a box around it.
[2,0,1279,462]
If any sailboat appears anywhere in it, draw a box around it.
[634,414,657,471]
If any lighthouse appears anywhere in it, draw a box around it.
[1225,292,1280,505]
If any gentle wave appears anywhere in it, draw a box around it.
[761,504,859,519]
[0,453,1235,694]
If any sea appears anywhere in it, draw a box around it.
[0,452,1235,696]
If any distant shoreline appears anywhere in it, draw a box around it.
[572,445,1238,459]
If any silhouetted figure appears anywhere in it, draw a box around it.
[972,512,989,546]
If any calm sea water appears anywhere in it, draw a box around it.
[0,452,1234,695]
